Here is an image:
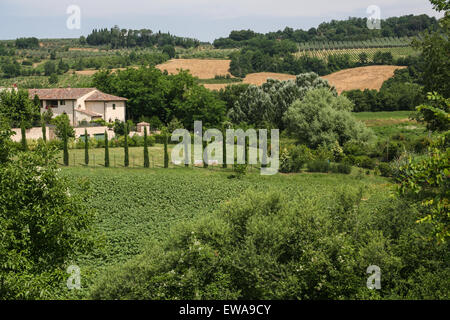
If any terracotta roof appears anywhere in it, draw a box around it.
[28,88,96,100]
[74,109,103,117]
[28,88,127,102]
[84,91,128,102]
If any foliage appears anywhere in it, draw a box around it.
[124,123,129,167]
[84,129,89,165]
[89,185,449,300]
[214,15,438,48]
[0,89,39,127]
[0,144,94,299]
[395,142,449,242]
[104,131,110,168]
[230,72,334,129]
[378,162,393,177]
[307,160,331,173]
[163,129,169,168]
[343,68,426,112]
[284,88,373,148]
[92,68,226,129]
[86,27,200,49]
[52,114,75,140]
[143,127,149,168]
[415,92,450,132]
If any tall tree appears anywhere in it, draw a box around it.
[222,127,227,169]
[203,140,209,168]
[104,130,110,168]
[84,129,89,166]
[164,129,169,168]
[63,130,69,166]
[20,122,27,151]
[124,123,129,167]
[143,127,150,168]
[41,119,46,142]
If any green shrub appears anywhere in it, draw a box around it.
[378,162,392,177]
[330,163,352,174]
[89,190,449,300]
[290,145,314,172]
[412,136,433,154]
[0,144,94,299]
[343,141,367,157]
[354,155,376,169]
[307,160,330,173]
[279,149,292,173]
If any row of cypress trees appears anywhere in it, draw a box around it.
[30,122,247,169]
[82,124,160,168]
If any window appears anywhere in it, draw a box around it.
[60,100,66,106]
[46,100,58,108]
[112,104,116,110]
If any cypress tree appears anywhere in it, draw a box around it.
[63,129,69,166]
[20,122,27,151]
[163,130,169,168]
[245,136,249,165]
[203,140,208,168]
[184,134,190,168]
[222,127,227,169]
[124,123,129,167]
[143,126,149,168]
[84,129,89,165]
[104,130,110,168]
[41,119,46,142]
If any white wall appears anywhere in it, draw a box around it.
[11,127,51,142]
[105,101,126,123]
[40,100,75,125]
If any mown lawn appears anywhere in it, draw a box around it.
[58,166,390,298]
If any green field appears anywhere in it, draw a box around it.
[352,111,429,140]
[59,166,389,298]
[352,111,414,121]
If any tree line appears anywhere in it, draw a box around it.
[84,27,200,49]
[214,14,439,48]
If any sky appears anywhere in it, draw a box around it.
[0,0,443,42]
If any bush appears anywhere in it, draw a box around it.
[330,163,352,174]
[289,145,314,172]
[279,149,292,173]
[89,190,449,300]
[0,144,94,299]
[378,162,392,177]
[354,155,376,169]
[343,141,367,157]
[412,136,433,154]
[307,160,330,173]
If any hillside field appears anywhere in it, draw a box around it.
[58,166,389,298]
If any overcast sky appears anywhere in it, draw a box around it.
[0,0,443,41]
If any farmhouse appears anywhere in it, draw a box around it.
[28,88,127,126]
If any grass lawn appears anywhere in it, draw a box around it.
[353,111,415,122]
[59,166,390,298]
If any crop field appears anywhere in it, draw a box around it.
[156,59,233,79]
[59,166,389,298]
[323,65,406,93]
